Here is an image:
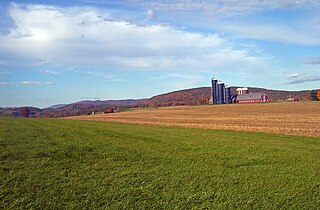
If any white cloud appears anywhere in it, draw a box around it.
[0,3,270,74]
[0,81,53,86]
[288,73,300,78]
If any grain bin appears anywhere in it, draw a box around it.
[211,78,218,104]
[225,86,231,104]
[217,82,225,104]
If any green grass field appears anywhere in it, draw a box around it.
[1,117,320,209]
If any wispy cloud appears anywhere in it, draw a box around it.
[288,73,300,78]
[87,71,102,77]
[87,71,124,82]
[149,73,201,81]
[130,0,317,20]
[40,69,60,75]
[81,96,102,100]
[149,72,204,89]
[0,81,53,86]
[0,82,13,85]
[287,74,320,84]
[219,23,320,46]
[167,1,317,46]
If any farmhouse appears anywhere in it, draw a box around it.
[236,92,269,103]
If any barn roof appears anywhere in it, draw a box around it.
[237,93,265,101]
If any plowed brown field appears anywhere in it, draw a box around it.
[66,102,320,137]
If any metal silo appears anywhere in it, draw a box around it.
[225,86,231,104]
[217,82,225,104]
[211,78,218,104]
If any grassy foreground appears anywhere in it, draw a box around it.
[1,117,319,209]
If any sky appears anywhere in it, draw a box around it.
[0,0,319,108]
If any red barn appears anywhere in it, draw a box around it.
[237,93,269,103]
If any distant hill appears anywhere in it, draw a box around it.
[73,99,147,106]
[47,104,67,109]
[38,99,147,117]
[0,106,41,117]
[0,99,146,118]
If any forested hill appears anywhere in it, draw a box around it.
[141,86,316,107]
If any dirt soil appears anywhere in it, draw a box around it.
[65,102,320,137]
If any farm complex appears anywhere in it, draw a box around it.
[209,78,269,104]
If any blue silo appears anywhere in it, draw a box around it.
[211,78,218,104]
[225,86,231,104]
[217,82,225,104]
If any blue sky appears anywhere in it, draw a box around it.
[0,0,319,108]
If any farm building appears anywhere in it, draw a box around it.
[236,92,269,103]
[236,87,249,95]
[104,108,115,114]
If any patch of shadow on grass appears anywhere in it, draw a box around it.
[0,154,9,160]
[34,152,51,158]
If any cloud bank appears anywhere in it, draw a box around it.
[0,3,269,74]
